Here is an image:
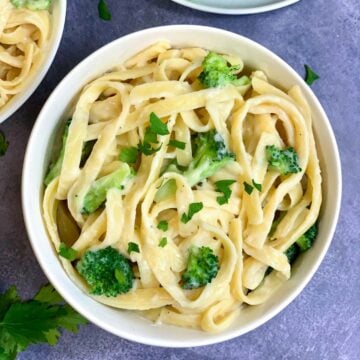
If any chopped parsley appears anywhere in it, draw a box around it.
[169,139,186,150]
[243,181,254,195]
[127,242,140,254]
[158,237,168,248]
[58,243,78,261]
[181,202,204,224]
[0,130,9,157]
[252,179,262,192]
[149,112,169,136]
[157,220,169,232]
[304,65,320,86]
[119,146,139,164]
[98,0,111,21]
[137,113,169,156]
[214,179,236,205]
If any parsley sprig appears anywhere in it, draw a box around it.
[0,284,87,358]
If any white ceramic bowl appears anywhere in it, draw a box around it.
[171,0,300,15]
[22,25,342,348]
[0,0,66,123]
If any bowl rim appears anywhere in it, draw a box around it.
[22,25,342,348]
[170,0,300,15]
[0,0,67,124]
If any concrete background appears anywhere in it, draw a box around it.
[0,0,359,359]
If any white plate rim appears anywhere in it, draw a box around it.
[170,0,300,14]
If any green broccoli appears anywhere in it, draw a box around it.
[82,163,133,214]
[155,130,235,201]
[296,223,318,252]
[76,246,133,297]
[284,244,299,264]
[266,145,302,175]
[181,246,220,289]
[44,120,70,186]
[11,0,52,10]
[198,52,250,88]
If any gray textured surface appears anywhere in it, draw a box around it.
[0,0,359,359]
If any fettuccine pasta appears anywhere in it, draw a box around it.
[0,0,51,108]
[43,41,322,333]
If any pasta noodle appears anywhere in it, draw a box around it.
[0,0,51,108]
[42,41,322,333]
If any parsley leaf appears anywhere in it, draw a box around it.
[304,65,320,86]
[98,0,111,21]
[137,141,161,156]
[169,139,186,150]
[137,113,169,156]
[215,179,236,205]
[243,181,254,195]
[34,284,63,305]
[158,237,168,248]
[0,284,87,358]
[181,202,204,224]
[127,242,140,254]
[252,179,262,192]
[119,146,139,164]
[0,286,20,320]
[58,243,78,261]
[0,130,9,157]
[149,112,169,135]
[157,220,168,232]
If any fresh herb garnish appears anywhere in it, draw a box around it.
[98,0,111,21]
[169,139,186,150]
[215,179,236,205]
[304,65,320,86]
[252,179,262,192]
[58,242,78,261]
[157,220,169,232]
[0,284,87,359]
[137,113,168,156]
[119,146,139,164]
[137,141,162,156]
[181,202,204,224]
[127,242,140,254]
[149,112,169,136]
[0,130,9,157]
[243,181,254,195]
[158,237,168,248]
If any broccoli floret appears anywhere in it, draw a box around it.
[82,163,133,214]
[76,246,133,297]
[181,246,220,289]
[296,223,318,252]
[266,145,302,175]
[198,52,250,88]
[285,244,299,264]
[155,130,235,201]
[44,120,70,186]
[11,0,52,10]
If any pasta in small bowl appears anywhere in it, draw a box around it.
[22,26,341,347]
[0,0,66,123]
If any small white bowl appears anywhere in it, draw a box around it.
[22,25,342,348]
[171,0,300,15]
[0,0,67,123]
